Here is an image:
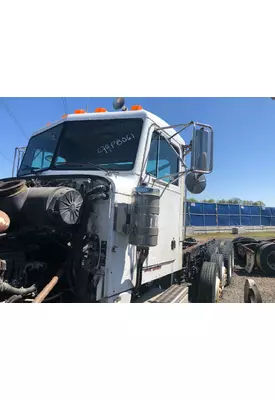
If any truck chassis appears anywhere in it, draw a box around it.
[139,238,234,303]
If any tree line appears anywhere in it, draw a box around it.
[187,197,265,206]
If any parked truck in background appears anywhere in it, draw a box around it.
[0,98,234,303]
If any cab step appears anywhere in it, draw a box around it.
[146,284,189,303]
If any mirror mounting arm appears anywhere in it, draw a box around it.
[157,171,186,199]
[155,121,194,141]
[183,142,192,157]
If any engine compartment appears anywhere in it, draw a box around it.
[0,175,111,303]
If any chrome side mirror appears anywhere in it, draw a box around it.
[191,124,213,173]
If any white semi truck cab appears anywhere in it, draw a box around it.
[0,98,234,303]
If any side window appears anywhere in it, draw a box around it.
[146,132,179,185]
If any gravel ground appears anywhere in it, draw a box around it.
[221,266,275,303]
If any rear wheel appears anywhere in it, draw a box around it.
[206,242,219,261]
[219,240,231,253]
[232,237,257,244]
[256,243,275,276]
[197,261,220,303]
[254,241,271,269]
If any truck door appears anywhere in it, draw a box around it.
[142,130,183,279]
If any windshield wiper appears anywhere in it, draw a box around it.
[19,166,46,175]
[55,162,114,174]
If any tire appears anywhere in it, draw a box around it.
[220,240,234,262]
[256,243,275,276]
[224,253,233,286]
[206,242,219,261]
[197,261,219,303]
[232,237,257,244]
[223,250,233,285]
[219,240,232,254]
[254,241,270,269]
[210,253,224,283]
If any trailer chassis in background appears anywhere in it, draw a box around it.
[233,237,275,276]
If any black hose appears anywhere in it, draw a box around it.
[78,187,109,225]
[0,282,36,296]
[6,294,23,303]
[134,247,149,294]
[0,180,27,198]
[90,193,109,201]
[87,184,109,195]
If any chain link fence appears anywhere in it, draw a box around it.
[185,202,275,234]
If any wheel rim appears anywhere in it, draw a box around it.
[221,266,226,289]
[228,264,232,281]
[215,275,221,302]
[224,268,228,286]
[231,249,235,269]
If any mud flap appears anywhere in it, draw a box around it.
[244,250,255,274]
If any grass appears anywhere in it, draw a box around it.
[194,231,275,240]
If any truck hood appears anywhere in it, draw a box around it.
[11,170,140,197]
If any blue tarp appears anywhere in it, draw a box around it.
[189,203,203,214]
[240,206,250,216]
[250,206,261,216]
[217,204,230,215]
[218,215,230,226]
[228,205,240,215]
[190,214,204,226]
[230,215,240,226]
[205,215,216,225]
[262,216,271,226]
[241,216,251,225]
[187,202,275,227]
[261,207,272,216]
[204,203,216,214]
[251,216,261,225]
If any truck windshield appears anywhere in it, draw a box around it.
[18,118,143,176]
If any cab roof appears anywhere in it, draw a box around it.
[31,109,186,146]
